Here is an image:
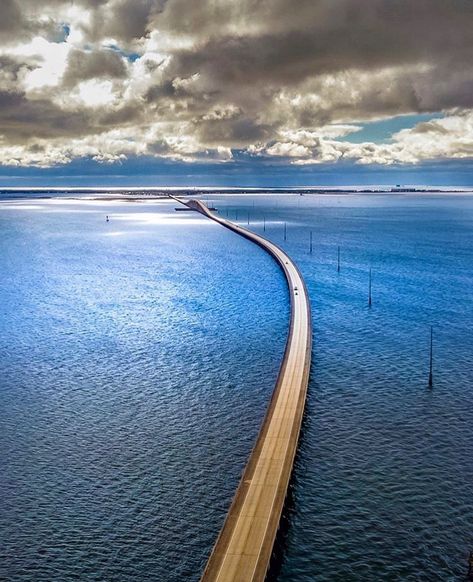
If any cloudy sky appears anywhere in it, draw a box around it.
[1,0,473,186]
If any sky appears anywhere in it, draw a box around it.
[0,0,473,187]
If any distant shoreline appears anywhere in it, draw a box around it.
[1,186,472,201]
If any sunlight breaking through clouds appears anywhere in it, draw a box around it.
[0,0,472,170]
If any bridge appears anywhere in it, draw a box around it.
[173,197,312,582]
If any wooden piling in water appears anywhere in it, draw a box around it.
[428,326,433,388]
[337,246,340,273]
[310,230,313,254]
[368,268,372,308]
[284,221,287,241]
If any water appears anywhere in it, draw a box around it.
[0,197,288,580]
[214,193,473,581]
[1,192,472,581]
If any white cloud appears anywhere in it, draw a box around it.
[77,79,117,107]
[265,111,473,166]
[0,0,472,169]
[7,36,70,90]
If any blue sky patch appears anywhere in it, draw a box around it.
[105,44,141,62]
[342,113,444,144]
[50,23,70,44]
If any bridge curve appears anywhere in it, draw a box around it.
[173,197,312,582]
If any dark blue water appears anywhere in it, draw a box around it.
[214,193,473,581]
[1,193,472,581]
[0,198,288,581]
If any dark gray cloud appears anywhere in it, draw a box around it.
[0,90,92,141]
[96,103,143,126]
[0,0,29,42]
[195,117,271,146]
[0,0,67,43]
[162,0,473,108]
[62,48,128,87]
[85,0,166,43]
[0,55,37,83]
[0,0,473,166]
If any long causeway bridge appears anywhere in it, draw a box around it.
[173,197,312,582]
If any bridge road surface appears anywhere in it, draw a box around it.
[172,196,312,582]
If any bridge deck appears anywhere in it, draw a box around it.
[174,197,312,582]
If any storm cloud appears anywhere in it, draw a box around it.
[0,0,472,167]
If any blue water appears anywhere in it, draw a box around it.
[214,193,473,581]
[1,193,472,581]
[0,198,288,580]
